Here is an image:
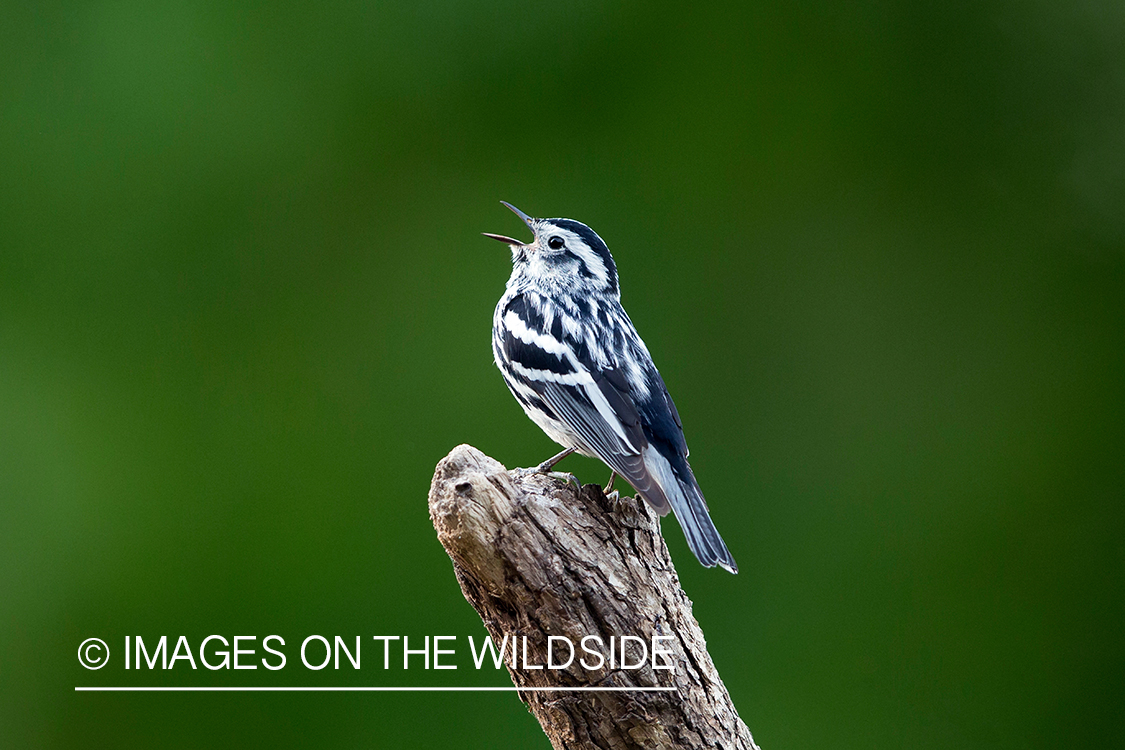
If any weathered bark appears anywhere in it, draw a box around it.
[428,444,760,750]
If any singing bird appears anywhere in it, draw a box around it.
[485,202,736,573]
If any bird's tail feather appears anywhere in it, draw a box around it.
[641,447,738,574]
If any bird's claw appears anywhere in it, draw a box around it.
[513,465,582,494]
[545,471,582,493]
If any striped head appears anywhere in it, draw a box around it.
[484,202,619,297]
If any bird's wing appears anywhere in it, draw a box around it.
[636,368,690,459]
[497,298,650,481]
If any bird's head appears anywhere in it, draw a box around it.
[484,202,619,295]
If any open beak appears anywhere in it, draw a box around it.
[482,201,536,246]
[481,232,524,246]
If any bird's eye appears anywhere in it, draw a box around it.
[547,236,564,250]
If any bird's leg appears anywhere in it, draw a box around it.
[535,447,575,473]
[528,447,580,493]
[604,470,620,503]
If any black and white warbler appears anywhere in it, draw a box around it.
[485,202,737,573]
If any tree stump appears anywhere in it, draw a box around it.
[428,444,759,750]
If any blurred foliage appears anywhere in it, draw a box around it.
[1,0,1122,747]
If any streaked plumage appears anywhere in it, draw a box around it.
[486,202,737,573]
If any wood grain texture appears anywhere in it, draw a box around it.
[428,444,760,750]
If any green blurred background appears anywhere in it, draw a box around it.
[2,0,1122,747]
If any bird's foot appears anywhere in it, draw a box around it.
[513,452,576,492]
[544,471,582,493]
[599,469,620,502]
[513,467,581,493]
[534,447,575,474]
[512,448,581,493]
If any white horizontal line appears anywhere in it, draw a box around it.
[75,686,676,692]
